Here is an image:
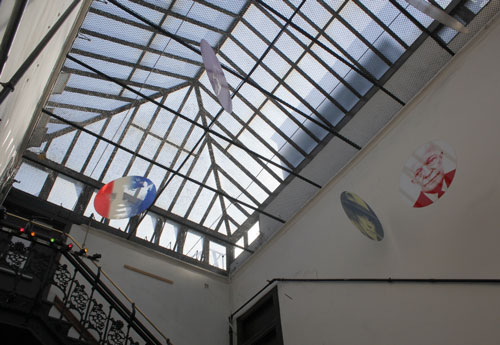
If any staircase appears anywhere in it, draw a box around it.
[0,220,169,345]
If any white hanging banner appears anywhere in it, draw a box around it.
[404,0,469,33]
[200,39,232,114]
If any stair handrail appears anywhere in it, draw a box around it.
[62,248,161,345]
[6,211,172,345]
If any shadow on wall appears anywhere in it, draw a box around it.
[250,38,400,249]
[271,37,397,172]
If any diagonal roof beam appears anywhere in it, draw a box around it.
[43,107,286,224]
[78,27,202,66]
[313,0,394,67]
[62,86,136,102]
[255,0,405,106]
[118,1,228,35]
[43,81,191,141]
[199,83,298,172]
[129,0,238,18]
[70,48,194,81]
[45,101,110,114]
[22,152,252,253]
[239,9,366,108]
[352,0,410,49]
[67,54,322,189]
[61,66,172,92]
[105,0,362,151]
[386,0,455,56]
[209,137,273,196]
[182,1,309,189]
[200,123,232,236]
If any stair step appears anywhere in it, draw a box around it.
[40,299,54,315]
[65,336,92,345]
[46,316,73,336]
[45,316,97,345]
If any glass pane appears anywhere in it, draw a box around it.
[14,163,48,197]
[47,175,83,210]
[183,231,203,260]
[136,213,157,241]
[209,241,226,270]
[84,190,104,222]
[109,218,130,231]
[234,237,244,259]
[247,222,260,245]
[29,0,490,272]
[46,131,76,164]
[159,220,179,250]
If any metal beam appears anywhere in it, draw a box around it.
[0,0,81,105]
[23,145,254,255]
[42,107,286,224]
[255,0,405,106]
[0,0,29,75]
[105,0,362,151]
[67,54,323,189]
[387,0,455,56]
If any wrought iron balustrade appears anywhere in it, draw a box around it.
[0,224,171,345]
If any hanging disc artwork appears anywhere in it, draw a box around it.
[404,0,469,33]
[340,192,384,241]
[200,39,232,113]
[400,140,456,208]
[94,176,156,219]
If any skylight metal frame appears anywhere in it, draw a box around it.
[12,0,488,274]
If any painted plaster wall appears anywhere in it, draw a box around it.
[70,224,230,345]
[277,282,500,345]
[230,11,500,345]
[0,0,86,185]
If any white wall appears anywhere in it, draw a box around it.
[230,10,500,345]
[0,0,87,189]
[70,224,230,345]
[278,282,500,345]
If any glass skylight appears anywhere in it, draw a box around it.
[14,163,49,197]
[159,220,178,249]
[47,175,84,210]
[13,0,491,273]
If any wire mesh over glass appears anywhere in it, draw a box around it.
[15,0,490,272]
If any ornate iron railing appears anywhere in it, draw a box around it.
[0,222,171,345]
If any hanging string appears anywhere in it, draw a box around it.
[82,213,94,249]
[88,2,194,180]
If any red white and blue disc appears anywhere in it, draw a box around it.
[94,176,156,219]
